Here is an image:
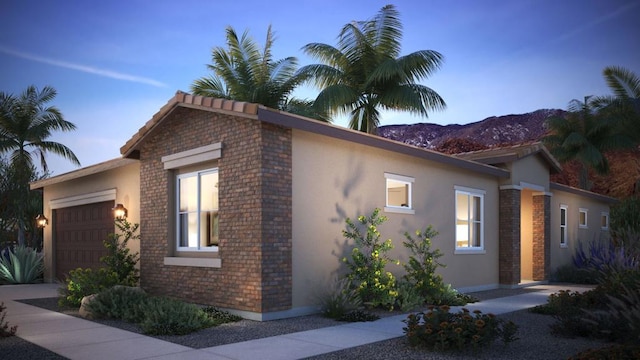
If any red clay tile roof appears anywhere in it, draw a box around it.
[120,91,261,158]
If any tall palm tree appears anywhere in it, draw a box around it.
[297,4,446,134]
[191,26,329,122]
[0,85,80,245]
[0,85,80,172]
[592,66,640,144]
[543,97,630,190]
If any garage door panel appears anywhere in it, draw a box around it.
[54,200,114,280]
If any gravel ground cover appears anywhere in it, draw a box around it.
[1,286,610,359]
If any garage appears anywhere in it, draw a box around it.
[54,200,114,280]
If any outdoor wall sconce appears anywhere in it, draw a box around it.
[35,214,48,228]
[113,203,128,219]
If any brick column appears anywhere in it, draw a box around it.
[499,188,521,285]
[532,194,551,281]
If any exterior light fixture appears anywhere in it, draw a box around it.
[35,214,49,228]
[113,203,128,219]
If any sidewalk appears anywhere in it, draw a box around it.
[0,283,593,360]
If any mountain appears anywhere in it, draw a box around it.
[377,109,565,149]
[378,109,639,199]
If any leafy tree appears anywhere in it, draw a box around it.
[297,4,446,134]
[543,97,630,190]
[592,66,640,145]
[191,26,329,122]
[0,85,79,245]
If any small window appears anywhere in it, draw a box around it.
[601,212,609,230]
[384,173,414,214]
[455,187,484,252]
[176,168,219,251]
[579,208,588,229]
[560,205,568,248]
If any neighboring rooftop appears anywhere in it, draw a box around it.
[454,142,562,174]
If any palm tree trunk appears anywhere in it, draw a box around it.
[579,164,592,191]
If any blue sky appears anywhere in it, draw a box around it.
[1,0,639,175]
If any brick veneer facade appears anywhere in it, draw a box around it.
[138,107,292,314]
[499,188,521,285]
[532,194,550,281]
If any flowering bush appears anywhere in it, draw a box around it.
[403,306,518,351]
[342,208,398,309]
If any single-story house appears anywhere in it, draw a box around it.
[31,91,616,320]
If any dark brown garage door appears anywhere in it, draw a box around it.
[54,201,114,280]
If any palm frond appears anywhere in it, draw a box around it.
[297,64,344,89]
[314,84,360,115]
[191,76,230,98]
[27,141,80,167]
[396,50,444,81]
[603,65,640,99]
[282,98,332,122]
[366,4,402,57]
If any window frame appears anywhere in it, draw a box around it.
[384,173,415,214]
[454,186,485,254]
[579,208,588,229]
[175,168,219,252]
[601,212,609,231]
[560,204,568,248]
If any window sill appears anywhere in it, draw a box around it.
[579,226,588,229]
[454,249,486,255]
[560,244,568,249]
[383,206,415,215]
[164,257,221,268]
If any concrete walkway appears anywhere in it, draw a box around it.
[0,283,594,360]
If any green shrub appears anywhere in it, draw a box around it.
[85,285,148,323]
[534,265,640,341]
[584,279,640,344]
[59,218,140,307]
[551,264,598,284]
[201,306,242,325]
[400,226,475,307]
[530,289,605,316]
[0,302,17,337]
[396,280,425,312]
[610,196,640,235]
[568,344,640,360]
[403,306,518,351]
[0,245,44,284]
[342,208,398,309]
[87,287,240,334]
[319,277,362,319]
[139,297,215,335]
[401,226,445,304]
[338,309,380,322]
[101,218,140,286]
[58,268,119,308]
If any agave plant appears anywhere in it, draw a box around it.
[0,245,44,284]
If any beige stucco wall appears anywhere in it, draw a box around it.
[502,155,551,190]
[549,188,611,273]
[38,161,140,282]
[291,130,501,308]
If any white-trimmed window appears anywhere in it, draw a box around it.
[560,204,568,248]
[579,208,588,229]
[601,212,609,230]
[384,173,414,214]
[176,168,219,251]
[455,187,484,251]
